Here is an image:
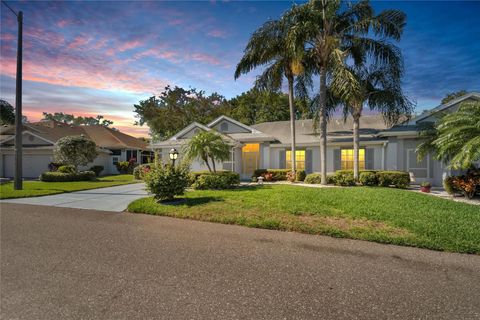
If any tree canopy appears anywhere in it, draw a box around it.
[0,99,15,125]
[54,135,98,170]
[441,90,467,105]
[42,112,114,127]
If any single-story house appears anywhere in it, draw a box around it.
[0,120,152,178]
[151,92,480,186]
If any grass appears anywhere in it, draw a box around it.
[0,174,139,199]
[128,185,480,254]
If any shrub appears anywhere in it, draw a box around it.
[253,169,268,178]
[451,175,480,199]
[39,171,96,182]
[57,165,76,174]
[253,169,292,181]
[359,172,378,186]
[443,176,460,195]
[116,158,137,174]
[286,171,296,182]
[145,165,190,201]
[133,164,151,180]
[48,162,62,172]
[333,172,356,186]
[89,165,104,176]
[377,171,410,188]
[190,171,240,189]
[305,173,322,184]
[296,170,306,182]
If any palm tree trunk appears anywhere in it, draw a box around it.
[203,157,212,172]
[353,111,361,182]
[211,157,216,173]
[287,75,296,174]
[319,67,328,185]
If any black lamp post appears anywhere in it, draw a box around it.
[2,1,23,190]
[169,148,178,166]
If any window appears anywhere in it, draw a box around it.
[222,148,235,171]
[126,150,137,162]
[341,149,365,170]
[286,150,305,170]
[111,149,121,156]
[407,149,428,178]
[112,157,119,165]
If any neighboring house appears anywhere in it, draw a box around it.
[0,120,152,178]
[151,92,480,186]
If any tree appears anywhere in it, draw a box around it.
[235,12,304,174]
[0,99,15,125]
[54,135,98,171]
[417,101,480,169]
[42,112,114,127]
[133,86,231,141]
[441,90,467,105]
[344,64,413,181]
[184,131,231,173]
[287,0,406,184]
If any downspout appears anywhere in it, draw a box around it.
[382,141,388,170]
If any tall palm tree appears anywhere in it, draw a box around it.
[235,13,303,174]
[184,131,230,173]
[288,0,407,184]
[344,64,413,181]
[420,101,480,169]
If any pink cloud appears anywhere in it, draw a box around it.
[207,29,227,38]
[68,35,92,49]
[118,39,144,52]
[189,52,221,65]
[57,19,71,28]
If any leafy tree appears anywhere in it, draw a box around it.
[133,86,231,141]
[42,112,114,127]
[54,135,98,171]
[235,12,305,173]
[287,0,406,184]
[441,90,467,105]
[417,101,480,169]
[0,99,15,125]
[184,131,231,173]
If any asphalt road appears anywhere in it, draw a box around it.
[1,203,479,320]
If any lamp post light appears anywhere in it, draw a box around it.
[169,148,179,166]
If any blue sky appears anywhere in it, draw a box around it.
[1,0,479,136]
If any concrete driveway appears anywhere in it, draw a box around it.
[1,203,479,319]
[1,183,147,212]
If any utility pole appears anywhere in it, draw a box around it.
[2,1,23,189]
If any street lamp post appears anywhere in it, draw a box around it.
[2,1,23,190]
[169,148,178,167]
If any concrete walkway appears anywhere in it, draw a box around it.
[1,183,148,212]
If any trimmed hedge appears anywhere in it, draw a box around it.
[359,171,378,186]
[333,172,356,186]
[145,165,190,201]
[305,173,321,184]
[40,171,96,182]
[191,171,240,190]
[376,171,410,188]
[58,165,76,174]
[253,169,306,182]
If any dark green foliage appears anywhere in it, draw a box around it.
[441,90,467,105]
[133,164,151,180]
[89,165,104,177]
[42,112,114,127]
[333,172,356,186]
[295,170,306,182]
[57,165,76,174]
[304,173,322,184]
[359,172,378,186]
[40,171,96,182]
[190,171,240,190]
[0,99,15,125]
[377,171,410,188]
[144,165,190,201]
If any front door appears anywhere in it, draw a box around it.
[241,143,260,179]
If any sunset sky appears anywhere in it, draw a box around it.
[1,1,479,137]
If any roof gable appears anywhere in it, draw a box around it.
[207,116,260,134]
[171,122,211,140]
[410,92,480,124]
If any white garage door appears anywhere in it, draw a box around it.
[3,154,53,178]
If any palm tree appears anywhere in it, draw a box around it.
[420,102,480,169]
[184,131,231,173]
[287,0,407,184]
[344,64,413,181]
[235,13,303,174]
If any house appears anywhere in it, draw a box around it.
[151,92,480,186]
[0,120,152,178]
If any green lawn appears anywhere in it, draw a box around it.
[128,185,480,254]
[0,175,139,199]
